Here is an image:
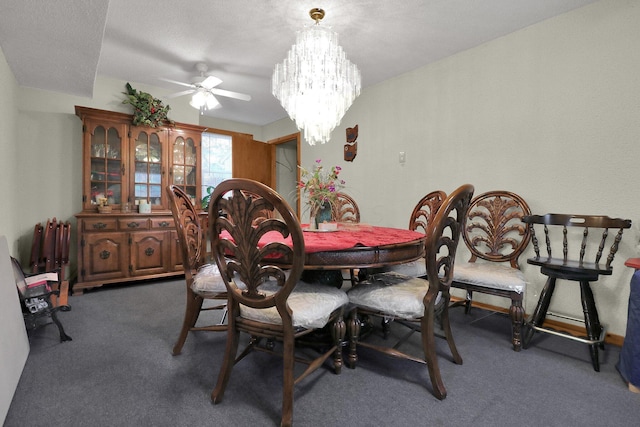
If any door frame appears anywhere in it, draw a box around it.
[268,132,301,218]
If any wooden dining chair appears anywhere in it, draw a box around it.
[167,185,228,355]
[209,178,348,427]
[331,192,361,285]
[450,190,531,351]
[29,218,72,310]
[347,184,474,400]
[332,192,360,223]
[384,190,447,278]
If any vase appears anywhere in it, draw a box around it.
[308,212,317,230]
[315,202,333,227]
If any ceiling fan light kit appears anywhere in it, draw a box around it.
[272,8,362,146]
[162,62,251,115]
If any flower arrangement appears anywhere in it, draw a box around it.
[122,83,174,128]
[298,159,345,218]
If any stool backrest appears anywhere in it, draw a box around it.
[522,213,632,273]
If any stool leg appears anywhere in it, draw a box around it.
[523,276,556,348]
[580,280,601,372]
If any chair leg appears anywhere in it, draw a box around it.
[523,277,556,348]
[381,317,391,339]
[580,280,602,372]
[509,297,524,352]
[331,314,346,374]
[421,308,447,400]
[281,330,295,427]
[347,309,360,369]
[211,324,240,404]
[172,292,204,355]
[440,298,462,365]
[464,290,473,314]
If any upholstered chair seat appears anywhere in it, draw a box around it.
[453,263,526,294]
[240,281,349,329]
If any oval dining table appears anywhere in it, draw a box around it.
[255,223,426,271]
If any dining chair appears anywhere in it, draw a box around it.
[332,192,361,285]
[208,178,348,427]
[29,218,72,310]
[522,213,631,371]
[332,192,360,223]
[384,190,447,278]
[450,190,531,351]
[347,184,474,400]
[166,184,228,356]
[372,190,447,336]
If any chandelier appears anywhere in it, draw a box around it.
[272,8,361,146]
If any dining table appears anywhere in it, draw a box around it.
[254,222,426,287]
[209,218,427,287]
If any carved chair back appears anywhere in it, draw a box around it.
[209,179,305,315]
[332,192,360,223]
[426,185,475,297]
[462,191,532,268]
[167,185,206,284]
[409,191,447,235]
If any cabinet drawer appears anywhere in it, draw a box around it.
[151,217,175,229]
[83,218,118,232]
[118,218,150,230]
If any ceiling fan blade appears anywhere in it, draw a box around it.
[165,89,196,99]
[201,75,222,89]
[210,88,252,101]
[158,77,194,88]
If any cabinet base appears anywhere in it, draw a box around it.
[72,271,185,295]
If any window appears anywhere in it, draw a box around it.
[201,132,232,199]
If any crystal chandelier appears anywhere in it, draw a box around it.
[272,8,361,146]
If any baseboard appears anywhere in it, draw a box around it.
[450,297,624,348]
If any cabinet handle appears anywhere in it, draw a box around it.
[121,164,125,175]
[93,222,107,229]
[144,247,155,256]
[159,221,169,227]
[127,222,140,228]
[99,250,110,259]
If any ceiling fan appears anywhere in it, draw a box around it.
[161,63,251,113]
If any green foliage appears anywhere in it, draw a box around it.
[201,185,215,209]
[122,83,174,128]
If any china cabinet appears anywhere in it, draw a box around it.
[74,106,206,294]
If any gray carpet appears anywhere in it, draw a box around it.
[5,278,640,427]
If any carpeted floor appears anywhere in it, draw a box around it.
[4,278,640,426]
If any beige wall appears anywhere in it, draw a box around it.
[266,0,640,334]
[1,0,638,337]
[0,50,29,426]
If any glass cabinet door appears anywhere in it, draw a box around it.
[131,128,167,209]
[171,134,199,206]
[89,124,124,209]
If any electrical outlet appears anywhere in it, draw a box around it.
[399,151,406,164]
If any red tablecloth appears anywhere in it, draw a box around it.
[260,224,424,253]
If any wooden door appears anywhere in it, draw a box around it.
[232,134,275,188]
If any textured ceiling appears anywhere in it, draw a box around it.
[0,0,599,126]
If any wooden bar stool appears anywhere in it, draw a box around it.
[521,214,631,371]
